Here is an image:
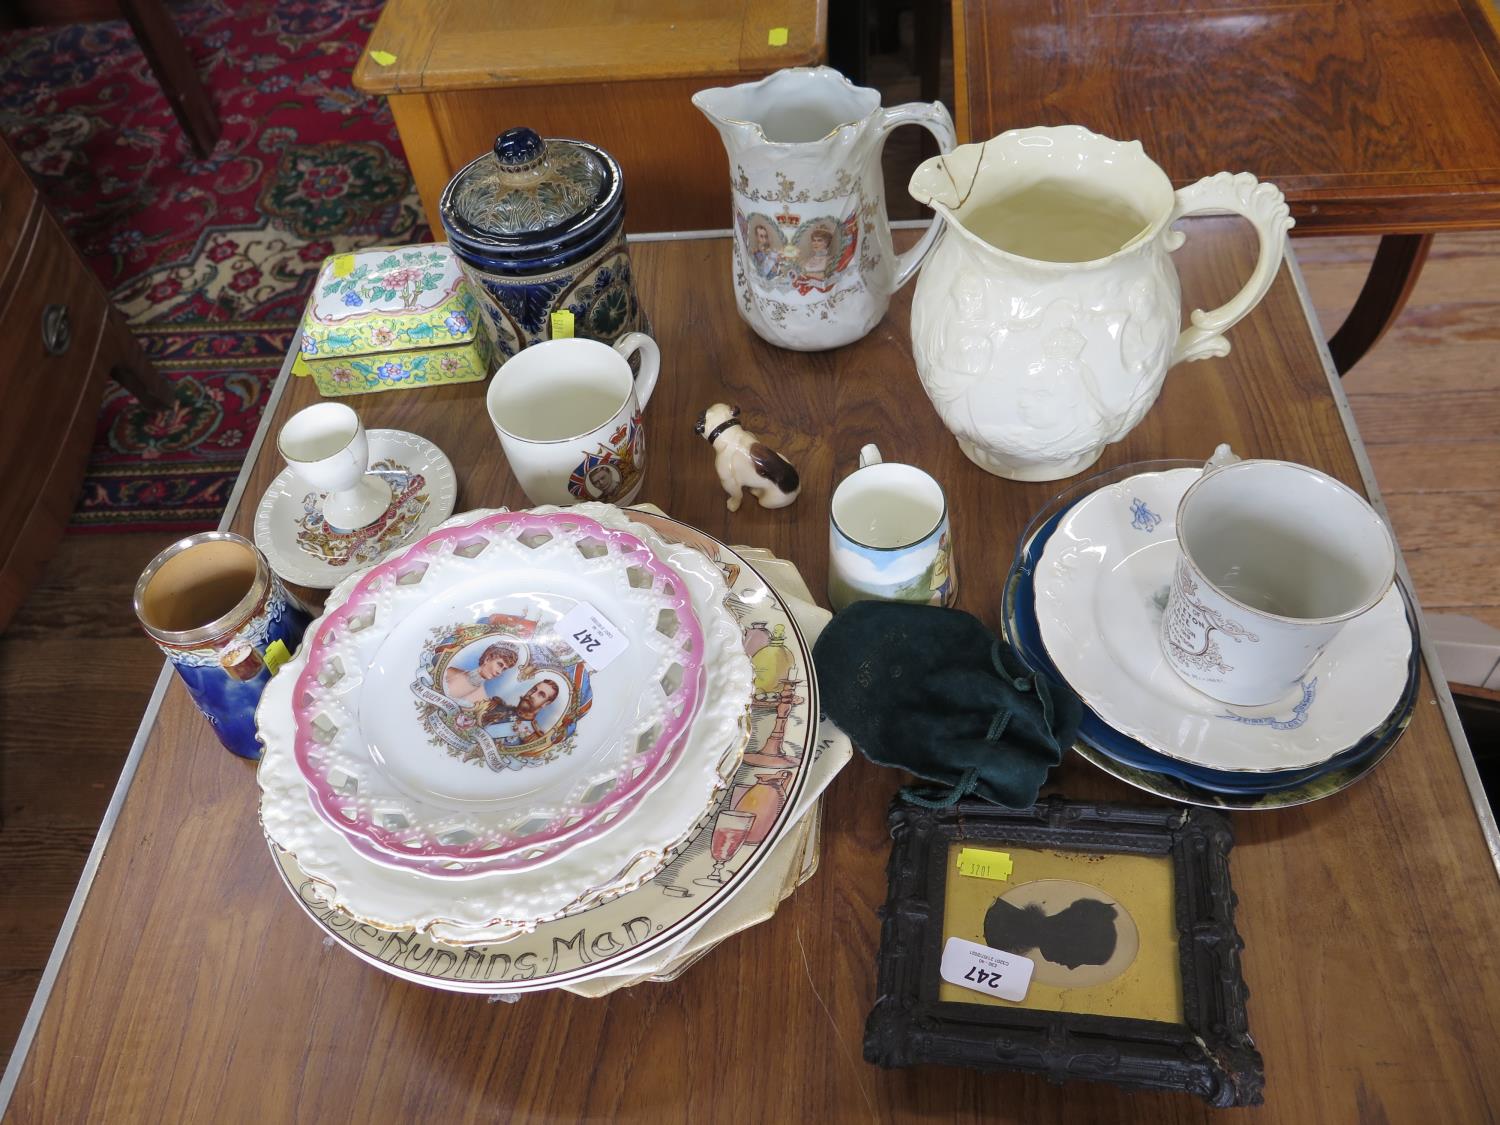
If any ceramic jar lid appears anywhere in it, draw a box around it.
[439,127,624,272]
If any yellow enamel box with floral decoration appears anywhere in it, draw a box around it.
[295,244,495,396]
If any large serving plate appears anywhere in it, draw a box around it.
[264,517,842,991]
[257,504,753,931]
[291,509,711,874]
[1032,465,1411,774]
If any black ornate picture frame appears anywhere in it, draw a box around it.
[864,796,1264,1107]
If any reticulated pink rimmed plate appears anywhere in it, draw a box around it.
[259,513,820,960]
[292,510,707,874]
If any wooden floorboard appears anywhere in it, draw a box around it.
[1303,229,1500,644]
[0,531,174,1074]
[0,970,40,1079]
[1368,441,1500,494]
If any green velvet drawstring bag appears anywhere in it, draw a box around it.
[812,601,1081,809]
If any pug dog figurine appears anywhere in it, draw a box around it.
[694,403,801,512]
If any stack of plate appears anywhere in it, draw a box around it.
[1003,461,1420,810]
[257,502,849,994]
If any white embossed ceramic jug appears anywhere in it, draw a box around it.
[693,67,955,351]
[908,126,1293,481]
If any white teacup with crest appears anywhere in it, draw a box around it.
[1160,455,1397,706]
[486,333,659,506]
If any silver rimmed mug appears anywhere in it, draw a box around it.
[134,531,309,759]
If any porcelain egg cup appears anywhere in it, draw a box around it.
[277,402,392,530]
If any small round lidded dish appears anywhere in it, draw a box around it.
[439,126,651,358]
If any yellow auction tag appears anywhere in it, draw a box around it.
[768,26,789,46]
[330,254,355,278]
[550,309,575,339]
[369,50,397,66]
[957,847,1013,881]
[264,640,292,675]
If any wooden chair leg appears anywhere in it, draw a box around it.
[104,311,173,407]
[117,0,220,159]
[1327,233,1433,376]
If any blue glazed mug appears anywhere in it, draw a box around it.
[134,531,309,760]
[828,444,957,612]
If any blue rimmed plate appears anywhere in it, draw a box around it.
[1002,460,1418,805]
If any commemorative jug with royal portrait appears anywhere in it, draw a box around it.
[693,67,955,351]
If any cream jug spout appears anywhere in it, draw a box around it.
[691,66,882,154]
[907,141,988,218]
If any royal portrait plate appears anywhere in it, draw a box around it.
[1031,465,1411,774]
[258,505,754,931]
[288,508,724,875]
[264,523,843,990]
[254,429,458,589]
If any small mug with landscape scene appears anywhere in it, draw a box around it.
[829,445,957,612]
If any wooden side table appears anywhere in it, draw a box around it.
[6,227,1500,1122]
[952,0,1500,372]
[353,0,827,235]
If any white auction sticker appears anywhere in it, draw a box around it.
[940,936,1034,1002]
[555,602,630,671]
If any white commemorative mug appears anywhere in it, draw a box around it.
[485,333,660,506]
[828,444,957,612]
[1159,457,1397,706]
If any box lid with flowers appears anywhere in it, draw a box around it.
[295,244,493,395]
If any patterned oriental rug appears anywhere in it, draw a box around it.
[0,0,427,532]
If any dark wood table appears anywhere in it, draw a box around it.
[953,0,1500,373]
[4,226,1498,1122]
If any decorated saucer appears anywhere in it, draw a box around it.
[1001,460,1418,807]
[1008,534,1418,795]
[1031,465,1410,774]
[254,429,457,588]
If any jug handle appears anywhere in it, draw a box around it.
[877,102,958,290]
[1167,172,1294,366]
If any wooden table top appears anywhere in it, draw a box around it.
[5,225,1499,1122]
[353,0,825,95]
[953,0,1500,235]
